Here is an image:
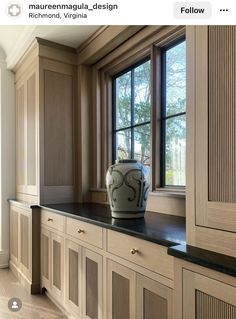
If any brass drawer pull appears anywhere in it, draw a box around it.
[77,229,85,234]
[47,218,53,222]
[130,248,138,255]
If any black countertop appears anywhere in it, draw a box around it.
[41,203,186,247]
[168,244,236,277]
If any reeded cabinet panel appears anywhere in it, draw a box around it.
[51,232,64,302]
[44,69,73,187]
[136,274,173,319]
[83,249,103,319]
[26,72,37,193]
[16,84,26,191]
[65,240,82,317]
[41,228,50,290]
[195,26,236,234]
[107,260,136,319]
[20,214,29,269]
[10,208,19,265]
[183,269,236,319]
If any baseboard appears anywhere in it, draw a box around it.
[0,249,9,268]
[9,260,40,294]
[45,290,74,319]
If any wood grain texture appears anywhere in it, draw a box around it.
[20,214,29,269]
[208,26,236,203]
[26,73,36,186]
[112,272,130,319]
[107,230,174,279]
[53,239,61,290]
[69,248,79,306]
[44,69,73,187]
[16,84,25,188]
[144,289,167,319]
[86,257,98,319]
[196,290,236,319]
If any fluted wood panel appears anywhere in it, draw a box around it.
[69,249,79,306]
[27,73,36,186]
[20,214,29,268]
[208,26,236,202]
[196,290,236,319]
[144,288,168,319]
[53,240,61,290]
[41,234,49,280]
[86,257,98,319]
[11,210,18,259]
[112,272,130,319]
[16,85,25,186]
[44,70,73,186]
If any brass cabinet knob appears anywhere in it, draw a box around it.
[47,218,53,222]
[130,248,138,255]
[77,229,85,234]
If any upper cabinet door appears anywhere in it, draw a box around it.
[193,26,236,233]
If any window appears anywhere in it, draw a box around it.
[111,36,186,189]
[112,59,151,165]
[161,40,186,187]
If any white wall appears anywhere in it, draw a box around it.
[0,48,15,268]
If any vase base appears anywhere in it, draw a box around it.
[111,211,145,219]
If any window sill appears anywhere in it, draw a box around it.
[151,188,186,199]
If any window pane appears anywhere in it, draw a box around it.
[165,115,186,186]
[166,41,186,116]
[115,71,131,129]
[134,61,151,124]
[116,129,131,160]
[134,124,151,165]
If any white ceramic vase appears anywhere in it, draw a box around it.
[106,159,150,219]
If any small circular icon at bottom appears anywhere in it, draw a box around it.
[8,297,22,312]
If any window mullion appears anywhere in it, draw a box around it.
[131,68,135,158]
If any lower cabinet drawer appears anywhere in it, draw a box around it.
[41,209,65,232]
[107,230,174,279]
[66,217,103,249]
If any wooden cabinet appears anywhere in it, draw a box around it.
[183,269,236,319]
[187,25,236,257]
[51,232,64,302]
[65,240,82,318]
[41,227,50,290]
[9,201,40,294]
[137,274,173,319]
[107,259,173,319]
[40,209,174,319]
[107,260,136,319]
[14,38,77,205]
[82,248,103,319]
[16,64,38,201]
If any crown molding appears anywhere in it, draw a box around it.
[6,25,37,70]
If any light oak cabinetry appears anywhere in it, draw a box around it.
[14,39,77,205]
[174,260,236,319]
[187,25,236,257]
[40,209,174,319]
[9,201,40,293]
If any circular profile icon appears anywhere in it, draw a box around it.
[7,3,22,17]
[8,297,22,312]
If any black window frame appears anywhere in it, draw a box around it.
[160,37,186,188]
[112,56,151,163]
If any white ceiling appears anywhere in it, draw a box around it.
[0,25,100,68]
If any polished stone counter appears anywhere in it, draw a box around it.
[40,202,186,247]
[168,244,236,277]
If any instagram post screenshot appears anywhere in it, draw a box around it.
[0,0,235,318]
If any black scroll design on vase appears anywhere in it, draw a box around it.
[124,168,150,209]
[106,168,124,207]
